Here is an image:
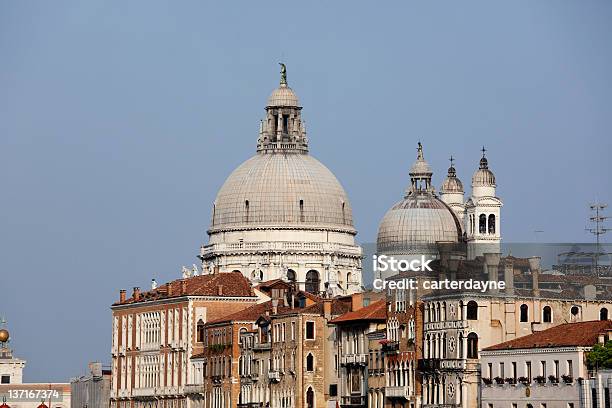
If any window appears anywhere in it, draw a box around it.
[306,321,315,340]
[287,269,296,283]
[554,360,559,379]
[499,362,505,378]
[601,308,609,321]
[479,214,487,233]
[197,320,205,343]
[542,306,552,323]
[568,404,574,408]
[488,214,496,234]
[512,361,517,381]
[466,301,478,320]
[488,363,493,380]
[306,387,314,408]
[520,304,529,322]
[329,384,337,397]
[567,360,573,377]
[306,353,314,372]
[467,332,478,359]
[540,361,546,377]
[526,361,532,381]
[305,270,320,294]
[1,375,9,384]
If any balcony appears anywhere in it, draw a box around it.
[184,384,206,395]
[200,241,362,258]
[340,395,366,407]
[419,358,441,372]
[131,388,155,398]
[340,353,367,366]
[268,371,281,382]
[253,342,271,351]
[386,386,410,399]
[381,341,399,353]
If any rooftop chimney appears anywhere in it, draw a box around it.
[484,253,501,294]
[181,279,187,295]
[323,299,332,319]
[351,293,363,312]
[272,299,278,315]
[133,287,141,301]
[504,260,514,295]
[528,257,541,297]
[119,289,126,303]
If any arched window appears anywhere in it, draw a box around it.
[306,353,314,371]
[299,199,305,222]
[286,269,296,282]
[244,200,249,222]
[305,270,320,294]
[520,304,528,323]
[252,270,263,281]
[488,214,495,234]
[542,306,552,323]
[467,332,478,359]
[306,387,314,408]
[479,214,487,234]
[571,306,580,321]
[197,319,205,342]
[466,301,478,320]
[601,308,609,321]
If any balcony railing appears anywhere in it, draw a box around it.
[340,395,366,407]
[200,241,362,257]
[253,342,271,351]
[340,353,367,366]
[381,341,399,353]
[386,386,410,399]
[184,384,206,395]
[268,371,281,382]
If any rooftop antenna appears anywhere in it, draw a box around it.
[586,203,610,275]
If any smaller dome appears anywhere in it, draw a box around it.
[472,168,495,186]
[409,142,432,176]
[442,174,464,193]
[0,329,8,343]
[267,85,299,107]
[441,163,464,193]
[472,152,496,186]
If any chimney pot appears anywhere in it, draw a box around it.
[351,293,363,311]
[133,287,141,301]
[119,290,126,303]
[181,280,187,295]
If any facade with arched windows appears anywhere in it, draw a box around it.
[199,69,362,296]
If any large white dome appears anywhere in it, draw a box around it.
[209,153,355,233]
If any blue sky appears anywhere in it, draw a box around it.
[1,1,611,381]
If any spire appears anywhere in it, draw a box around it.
[448,155,456,177]
[479,146,489,169]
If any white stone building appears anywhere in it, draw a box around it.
[199,66,363,296]
[480,320,612,408]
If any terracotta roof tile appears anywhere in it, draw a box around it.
[115,272,255,305]
[484,320,612,351]
[329,299,387,324]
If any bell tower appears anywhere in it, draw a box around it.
[465,148,502,259]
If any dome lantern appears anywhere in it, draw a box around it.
[257,63,308,154]
[407,142,434,196]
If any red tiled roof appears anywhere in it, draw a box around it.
[484,320,612,351]
[115,272,255,305]
[206,301,287,325]
[329,299,387,324]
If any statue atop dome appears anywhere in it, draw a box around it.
[279,62,287,86]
